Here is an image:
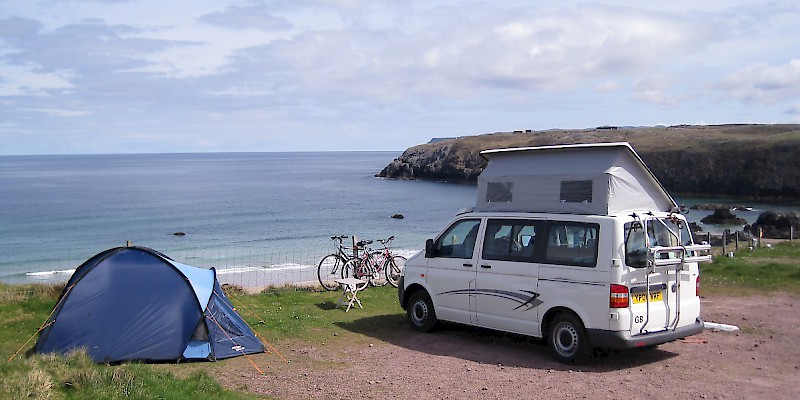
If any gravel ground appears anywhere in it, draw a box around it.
[216,294,799,400]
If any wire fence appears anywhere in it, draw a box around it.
[3,246,420,291]
[170,248,328,289]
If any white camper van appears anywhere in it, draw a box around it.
[398,142,711,363]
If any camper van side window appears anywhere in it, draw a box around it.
[560,180,592,203]
[543,221,599,267]
[434,219,481,259]
[482,219,542,262]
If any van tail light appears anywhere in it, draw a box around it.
[610,284,629,308]
[696,276,700,297]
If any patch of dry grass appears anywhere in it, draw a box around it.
[0,284,65,305]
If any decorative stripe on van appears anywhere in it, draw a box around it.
[538,278,606,287]
[438,289,542,311]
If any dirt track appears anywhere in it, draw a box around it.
[217,294,800,400]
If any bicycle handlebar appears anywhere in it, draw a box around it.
[377,236,396,245]
[331,235,397,248]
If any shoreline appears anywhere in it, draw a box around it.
[0,265,328,294]
[1,247,423,288]
[1,263,323,289]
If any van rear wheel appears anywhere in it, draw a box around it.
[549,314,590,364]
[407,291,437,332]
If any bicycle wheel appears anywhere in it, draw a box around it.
[340,258,357,279]
[368,251,389,287]
[385,255,407,288]
[318,254,345,291]
[341,258,372,285]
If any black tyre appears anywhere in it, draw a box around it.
[318,254,344,291]
[368,252,388,287]
[407,291,437,332]
[548,313,591,364]
[340,258,356,279]
[385,255,407,288]
[341,258,371,284]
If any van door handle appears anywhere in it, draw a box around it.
[462,263,473,267]
[480,264,492,269]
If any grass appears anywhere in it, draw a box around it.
[0,350,254,400]
[702,241,800,295]
[1,243,797,398]
[226,285,406,345]
[0,283,406,400]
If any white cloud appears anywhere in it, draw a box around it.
[22,108,91,117]
[634,90,679,108]
[198,3,292,31]
[0,63,74,96]
[211,2,721,104]
[716,59,800,104]
[594,81,620,92]
[0,1,799,154]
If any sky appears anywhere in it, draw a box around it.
[1,1,799,155]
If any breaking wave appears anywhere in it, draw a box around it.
[26,269,76,278]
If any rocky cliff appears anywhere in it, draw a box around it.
[377,124,800,201]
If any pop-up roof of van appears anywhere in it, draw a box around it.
[476,142,677,215]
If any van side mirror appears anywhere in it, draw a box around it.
[425,239,435,258]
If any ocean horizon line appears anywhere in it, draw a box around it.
[0,150,404,158]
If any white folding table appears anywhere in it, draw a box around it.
[334,277,368,312]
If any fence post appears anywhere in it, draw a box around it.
[735,231,739,251]
[791,226,794,242]
[722,231,727,254]
[758,228,763,248]
[707,232,711,245]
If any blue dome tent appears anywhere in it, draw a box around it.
[32,246,265,363]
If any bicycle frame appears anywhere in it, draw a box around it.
[318,235,357,291]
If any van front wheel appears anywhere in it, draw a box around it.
[549,314,590,364]
[407,291,437,332]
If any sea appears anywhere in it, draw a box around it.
[1,152,796,287]
[0,152,476,286]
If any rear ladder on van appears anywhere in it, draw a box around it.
[639,218,711,333]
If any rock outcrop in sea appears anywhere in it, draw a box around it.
[377,124,800,201]
[751,211,800,239]
[700,209,747,225]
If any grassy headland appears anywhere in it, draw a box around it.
[377,124,800,201]
[1,241,797,398]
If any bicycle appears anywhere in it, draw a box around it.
[376,236,407,288]
[341,239,386,286]
[318,235,358,291]
[342,236,407,288]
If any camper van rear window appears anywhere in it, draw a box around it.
[560,180,592,203]
[486,182,513,203]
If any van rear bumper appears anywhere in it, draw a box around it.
[587,318,704,349]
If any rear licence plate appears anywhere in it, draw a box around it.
[631,291,663,304]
